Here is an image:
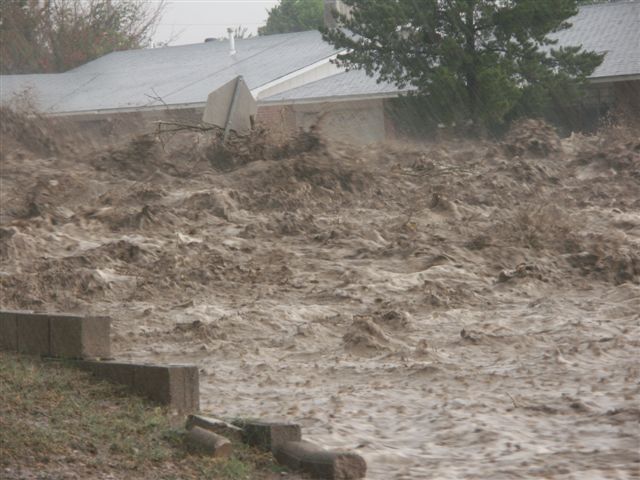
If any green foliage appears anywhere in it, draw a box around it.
[322,0,603,129]
[258,0,324,35]
[0,0,165,74]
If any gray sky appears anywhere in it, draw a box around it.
[153,0,280,46]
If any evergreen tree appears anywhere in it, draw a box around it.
[322,0,603,128]
[259,0,324,35]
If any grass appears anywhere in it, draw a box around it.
[0,352,286,480]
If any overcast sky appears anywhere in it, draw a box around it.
[153,0,280,46]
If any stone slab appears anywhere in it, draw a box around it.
[172,365,199,412]
[134,364,200,412]
[186,415,244,443]
[274,440,367,480]
[16,313,50,356]
[234,419,301,452]
[186,426,232,458]
[0,311,19,351]
[49,314,111,359]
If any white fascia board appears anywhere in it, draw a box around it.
[45,102,207,117]
[588,74,640,84]
[251,53,345,99]
[258,90,404,107]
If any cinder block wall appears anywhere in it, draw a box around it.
[257,99,394,144]
[255,104,297,135]
[58,107,206,141]
[0,310,199,411]
[0,310,111,359]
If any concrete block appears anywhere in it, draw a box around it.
[0,311,19,351]
[186,415,244,443]
[16,313,50,356]
[274,440,367,480]
[78,361,199,412]
[186,426,232,458]
[79,360,136,387]
[2,310,111,359]
[49,314,111,359]
[133,364,199,412]
[234,419,301,452]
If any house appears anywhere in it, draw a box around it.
[0,0,637,143]
[551,0,640,123]
[0,30,341,118]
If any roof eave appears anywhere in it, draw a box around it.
[589,73,640,84]
[259,90,406,106]
[44,102,208,117]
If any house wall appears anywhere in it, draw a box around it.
[557,79,640,131]
[255,105,297,135]
[257,99,388,144]
[613,80,640,120]
[45,99,389,147]
[382,96,439,139]
[383,80,640,136]
[53,79,638,143]
[56,107,206,142]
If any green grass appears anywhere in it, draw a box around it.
[0,352,283,480]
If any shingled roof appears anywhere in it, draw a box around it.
[552,0,640,82]
[261,69,408,104]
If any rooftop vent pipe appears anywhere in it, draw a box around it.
[227,28,236,56]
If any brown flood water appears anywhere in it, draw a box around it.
[1,117,639,478]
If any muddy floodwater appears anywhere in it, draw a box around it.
[2,114,639,478]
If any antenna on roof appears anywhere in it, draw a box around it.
[227,28,236,56]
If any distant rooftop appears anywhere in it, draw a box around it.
[552,0,640,81]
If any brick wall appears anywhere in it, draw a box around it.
[255,105,297,134]
[64,107,205,139]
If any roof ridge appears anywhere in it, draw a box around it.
[160,29,319,49]
[69,30,324,73]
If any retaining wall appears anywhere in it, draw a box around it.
[78,360,199,412]
[0,310,110,359]
[1,309,364,476]
[0,309,198,411]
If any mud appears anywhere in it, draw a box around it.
[1,110,639,479]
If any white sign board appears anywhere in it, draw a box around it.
[202,76,257,135]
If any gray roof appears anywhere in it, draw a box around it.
[261,69,408,104]
[552,0,640,81]
[0,30,338,114]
